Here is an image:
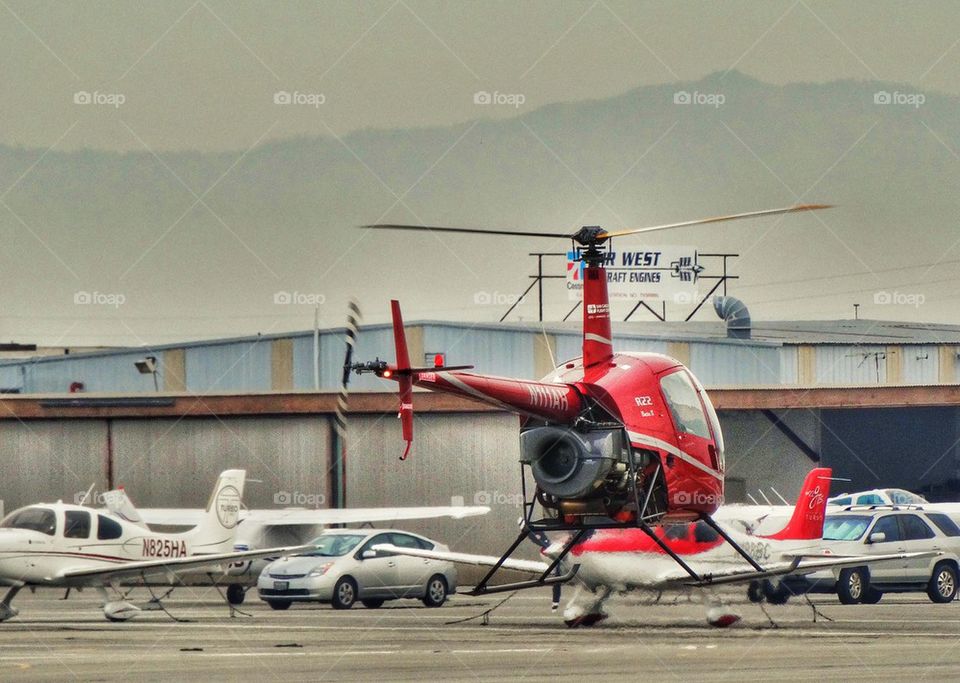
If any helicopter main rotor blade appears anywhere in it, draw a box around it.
[363,224,572,239]
[363,204,833,244]
[598,204,833,239]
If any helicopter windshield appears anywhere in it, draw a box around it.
[660,370,711,439]
[0,506,57,536]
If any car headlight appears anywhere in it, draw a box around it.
[308,563,334,578]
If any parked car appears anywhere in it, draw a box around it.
[790,506,960,604]
[257,528,457,610]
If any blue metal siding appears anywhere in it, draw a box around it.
[20,352,160,393]
[815,345,887,385]
[555,334,669,367]
[779,347,799,384]
[292,329,397,391]
[0,365,24,392]
[901,346,938,384]
[688,342,781,386]
[422,325,535,378]
[185,341,272,392]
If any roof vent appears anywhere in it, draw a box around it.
[713,296,751,339]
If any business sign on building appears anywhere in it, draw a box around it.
[566,247,700,302]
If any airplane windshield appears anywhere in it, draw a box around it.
[823,515,871,541]
[0,507,57,536]
[303,534,366,557]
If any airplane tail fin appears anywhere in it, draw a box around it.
[101,487,147,528]
[762,467,832,541]
[189,469,246,553]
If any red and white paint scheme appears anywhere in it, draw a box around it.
[0,470,311,622]
[363,207,835,522]
[376,468,928,627]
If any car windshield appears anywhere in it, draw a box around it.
[823,515,872,541]
[302,533,366,557]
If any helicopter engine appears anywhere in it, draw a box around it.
[520,426,653,516]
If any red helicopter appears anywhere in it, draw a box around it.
[349,204,831,594]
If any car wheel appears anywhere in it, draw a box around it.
[266,600,291,610]
[927,562,958,603]
[332,577,358,610]
[837,567,868,604]
[862,587,882,604]
[226,584,246,605]
[422,575,448,607]
[361,599,385,609]
[747,581,764,604]
[762,580,792,605]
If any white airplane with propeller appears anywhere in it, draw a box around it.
[0,469,319,621]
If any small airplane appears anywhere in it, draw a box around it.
[717,487,960,536]
[0,469,314,622]
[375,468,932,627]
[101,493,489,604]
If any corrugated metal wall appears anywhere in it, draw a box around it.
[689,342,782,386]
[555,333,669,365]
[344,412,533,562]
[422,325,535,378]
[901,345,938,384]
[185,341,272,393]
[19,352,160,393]
[110,417,332,510]
[0,420,107,512]
[4,327,959,393]
[292,328,397,391]
[779,347,799,385]
[815,345,888,385]
[0,365,23,392]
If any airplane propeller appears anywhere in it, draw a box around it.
[363,204,833,247]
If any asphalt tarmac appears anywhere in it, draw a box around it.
[0,587,957,681]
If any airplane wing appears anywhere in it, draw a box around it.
[131,506,490,527]
[57,544,315,583]
[372,543,551,574]
[678,551,937,587]
[373,544,936,590]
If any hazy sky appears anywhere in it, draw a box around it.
[4,0,960,151]
[5,1,960,346]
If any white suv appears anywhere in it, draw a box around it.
[796,507,960,604]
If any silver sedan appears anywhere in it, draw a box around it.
[257,528,457,610]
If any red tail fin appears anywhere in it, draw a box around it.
[390,300,413,460]
[763,467,832,541]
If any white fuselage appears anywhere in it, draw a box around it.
[0,503,232,586]
[544,523,817,592]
